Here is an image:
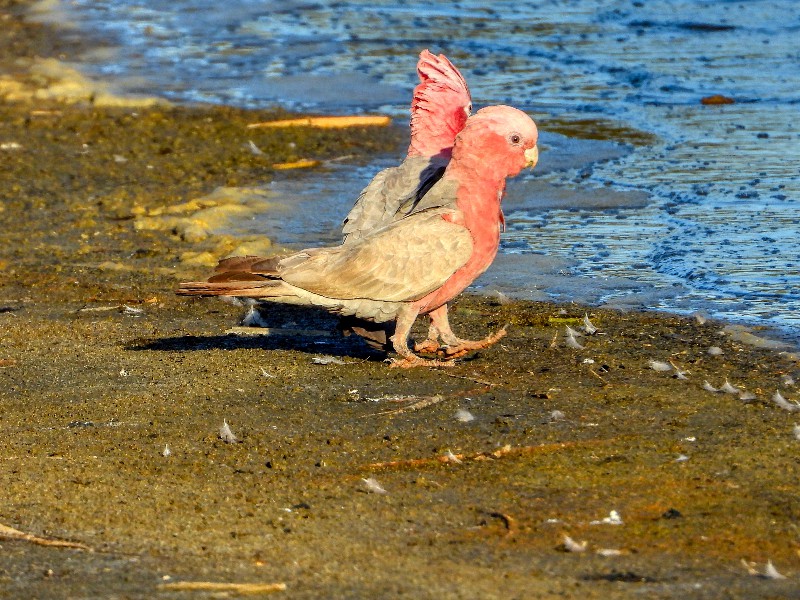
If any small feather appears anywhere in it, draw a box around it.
[312,356,347,365]
[492,290,511,305]
[455,409,475,423]
[596,548,623,557]
[562,534,587,553]
[707,346,723,356]
[162,444,171,457]
[649,360,672,372]
[361,477,387,495]
[772,390,800,412]
[549,410,566,422]
[739,390,757,402]
[247,140,265,155]
[591,510,623,526]
[444,449,462,464]
[565,325,583,338]
[583,313,598,335]
[719,379,740,394]
[219,419,238,443]
[703,381,720,393]
[565,333,584,350]
[674,368,690,381]
[241,305,269,327]
[763,560,787,580]
[741,559,759,576]
[675,454,689,462]
[793,424,800,440]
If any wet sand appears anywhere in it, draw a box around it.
[1,3,799,598]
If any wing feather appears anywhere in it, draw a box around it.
[342,155,446,242]
[284,208,472,302]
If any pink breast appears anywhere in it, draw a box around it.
[412,220,499,315]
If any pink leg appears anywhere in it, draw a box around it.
[390,305,454,369]
[428,304,508,359]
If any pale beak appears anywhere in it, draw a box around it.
[525,145,539,168]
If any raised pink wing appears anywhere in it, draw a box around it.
[408,50,472,158]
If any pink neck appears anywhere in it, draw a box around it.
[410,170,505,315]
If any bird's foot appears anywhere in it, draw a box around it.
[414,338,442,354]
[438,326,508,359]
[389,354,456,369]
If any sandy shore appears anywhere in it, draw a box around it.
[1,3,799,598]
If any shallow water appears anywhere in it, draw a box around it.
[49,0,800,337]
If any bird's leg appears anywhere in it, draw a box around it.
[428,304,508,359]
[390,305,454,369]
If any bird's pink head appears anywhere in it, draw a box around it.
[408,50,472,159]
[450,105,539,182]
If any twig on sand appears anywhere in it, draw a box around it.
[438,371,498,387]
[0,522,91,551]
[372,395,445,416]
[160,581,287,594]
[247,115,390,129]
[365,380,490,417]
[588,368,608,385]
[364,439,615,470]
[548,330,559,349]
[488,511,517,537]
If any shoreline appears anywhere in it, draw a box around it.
[8,0,797,348]
[1,3,799,598]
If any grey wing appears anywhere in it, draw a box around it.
[341,155,447,243]
[284,208,472,302]
[394,175,460,218]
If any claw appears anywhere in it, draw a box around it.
[414,338,442,354]
[389,355,456,369]
[438,326,507,358]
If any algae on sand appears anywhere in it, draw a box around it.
[0,4,799,596]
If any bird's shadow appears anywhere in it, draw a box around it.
[127,304,384,360]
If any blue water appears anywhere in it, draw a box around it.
[50,0,800,338]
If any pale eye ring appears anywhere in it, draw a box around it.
[509,133,521,145]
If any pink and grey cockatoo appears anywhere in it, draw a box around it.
[178,105,539,367]
[339,50,473,352]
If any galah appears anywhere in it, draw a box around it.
[178,105,539,368]
[340,49,472,352]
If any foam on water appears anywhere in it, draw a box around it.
[48,0,800,339]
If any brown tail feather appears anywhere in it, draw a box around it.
[176,280,282,297]
[179,253,296,297]
[208,271,273,283]
[214,254,282,275]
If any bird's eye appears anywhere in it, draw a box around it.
[509,134,521,145]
